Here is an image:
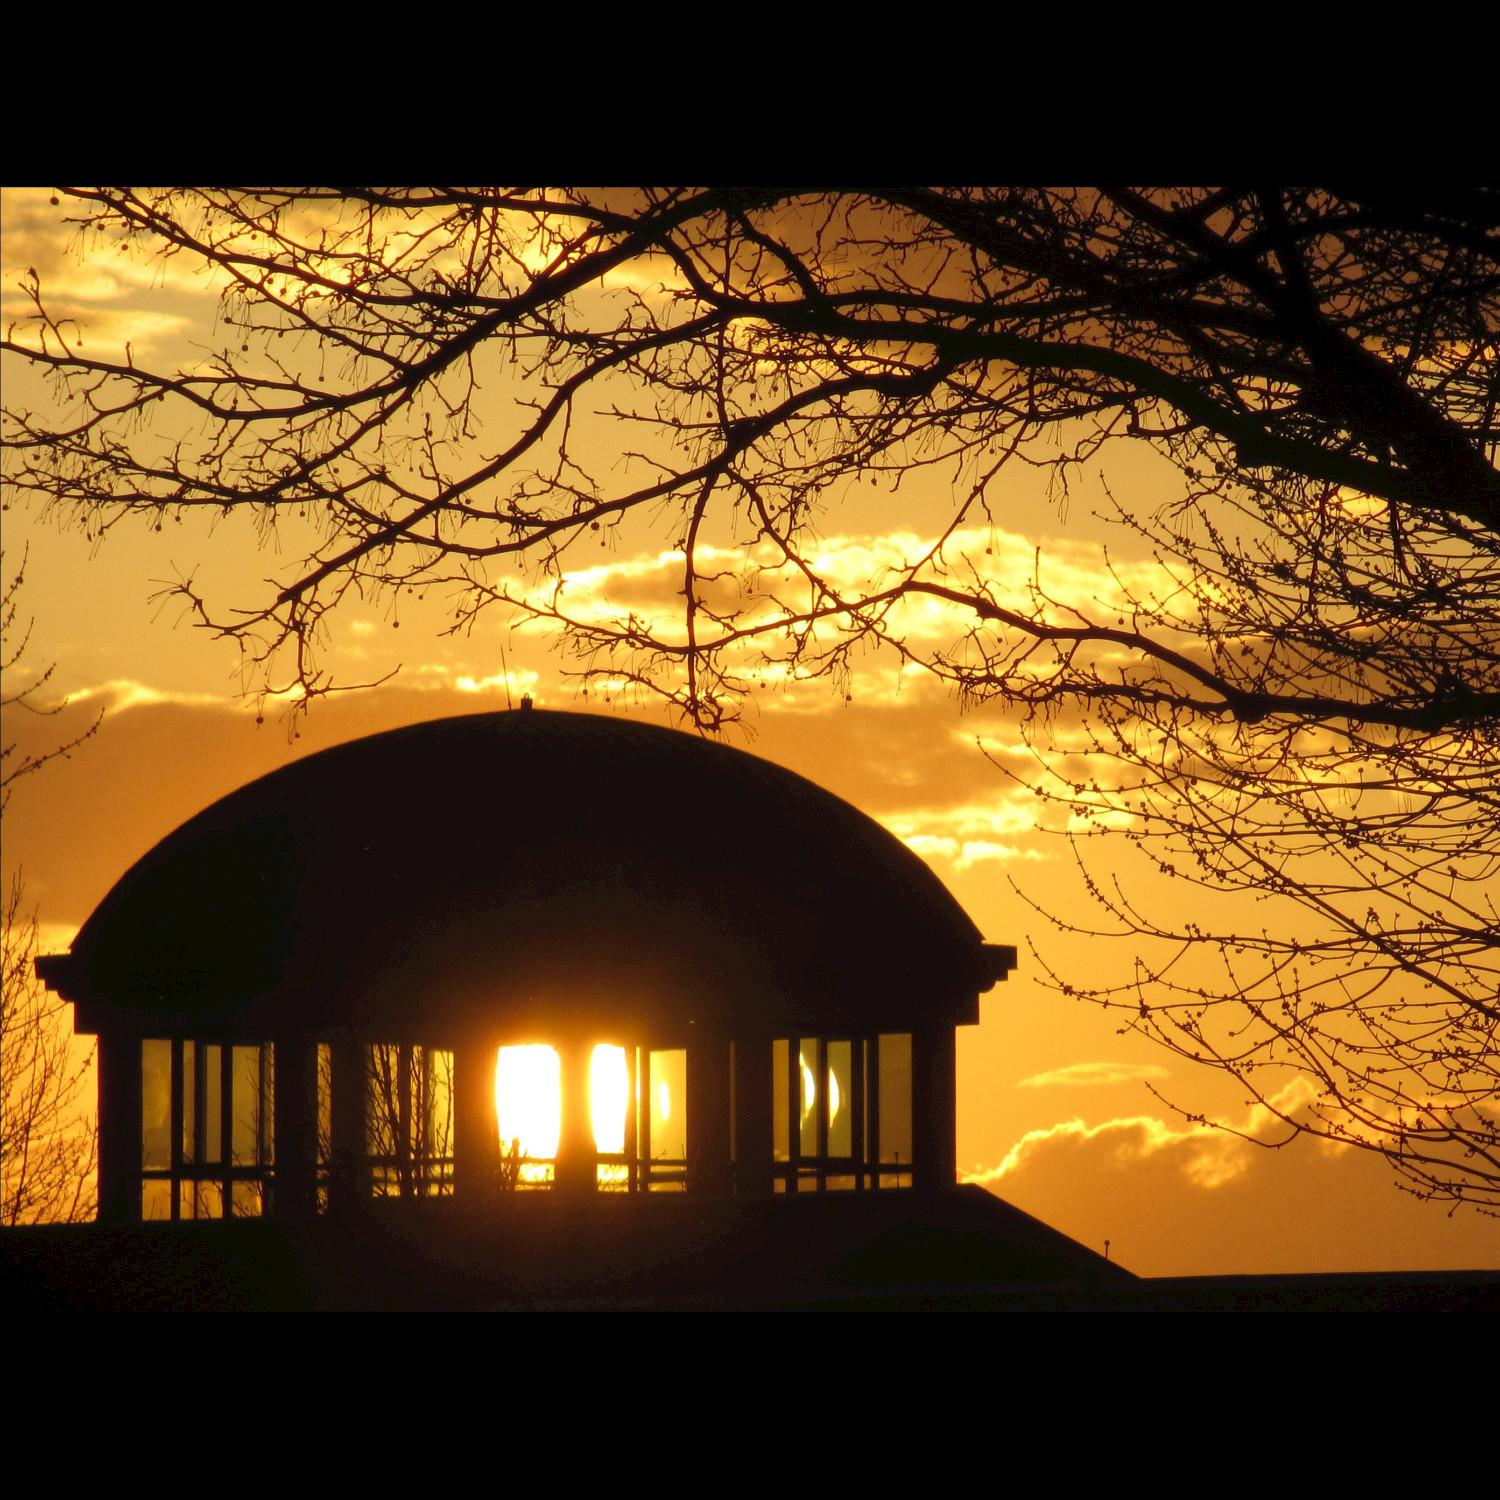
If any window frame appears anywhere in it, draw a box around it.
[363,1041,457,1200]
[771,1033,912,1193]
[139,1037,275,1220]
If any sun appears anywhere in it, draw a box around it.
[494,1042,629,1182]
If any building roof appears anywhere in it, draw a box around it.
[43,710,1014,1038]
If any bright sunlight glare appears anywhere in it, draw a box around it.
[799,1049,841,1122]
[591,1044,628,1153]
[495,1044,561,1178]
[495,1043,629,1179]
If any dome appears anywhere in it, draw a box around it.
[44,710,1012,1039]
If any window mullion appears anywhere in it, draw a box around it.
[220,1044,233,1209]
[851,1038,866,1190]
[625,1045,639,1192]
[398,1045,413,1198]
[169,1039,183,1220]
[815,1037,828,1189]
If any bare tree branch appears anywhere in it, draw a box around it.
[3,186,1496,1210]
[2,871,97,1224]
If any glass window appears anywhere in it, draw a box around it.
[366,1043,456,1198]
[827,1041,853,1160]
[203,1044,222,1165]
[495,1043,561,1188]
[366,1043,401,1189]
[316,1043,333,1212]
[592,1043,630,1190]
[232,1044,273,1170]
[141,1039,171,1172]
[183,1180,224,1219]
[646,1048,686,1191]
[767,1033,911,1193]
[231,1182,263,1217]
[139,1038,274,1219]
[798,1039,820,1161]
[182,1040,195,1165]
[878,1032,912,1185]
[772,1038,789,1164]
[487,1039,696,1196]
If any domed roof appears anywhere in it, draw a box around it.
[44,710,1012,1038]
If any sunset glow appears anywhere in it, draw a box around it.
[494,1042,631,1182]
[591,1044,628,1154]
[495,1044,559,1182]
[6,186,1496,1277]
[799,1049,843,1124]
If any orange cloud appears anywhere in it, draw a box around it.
[967,1077,1326,1193]
[1018,1062,1171,1088]
[960,1072,1500,1276]
[61,679,242,714]
[1,190,208,358]
[967,1111,1255,1193]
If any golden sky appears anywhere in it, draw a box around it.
[3,187,1494,1274]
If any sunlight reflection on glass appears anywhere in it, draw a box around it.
[827,1040,850,1158]
[649,1049,686,1175]
[799,1047,842,1129]
[800,1045,818,1158]
[495,1044,560,1184]
[591,1044,627,1153]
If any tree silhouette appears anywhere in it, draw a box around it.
[2,548,101,813]
[3,188,1496,1210]
[365,1043,455,1199]
[1,872,97,1224]
[1,551,100,1223]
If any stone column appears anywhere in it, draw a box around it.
[554,1035,596,1195]
[328,1033,366,1210]
[912,1025,957,1193]
[687,1034,733,1196]
[97,1034,140,1223]
[731,1036,773,1197]
[454,1031,499,1202]
[273,1035,317,1219]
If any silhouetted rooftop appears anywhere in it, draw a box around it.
[43,710,1014,1037]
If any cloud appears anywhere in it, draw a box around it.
[967,1077,1323,1195]
[961,1071,1500,1276]
[1019,1061,1171,1089]
[879,790,1052,867]
[37,922,79,956]
[62,679,246,714]
[453,668,541,697]
[1,189,213,359]
[2,303,192,361]
[897,834,1046,868]
[523,524,1199,671]
[967,1111,1256,1192]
